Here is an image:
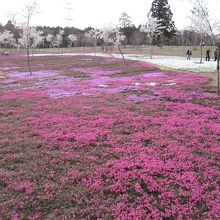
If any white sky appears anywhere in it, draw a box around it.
[0,0,219,30]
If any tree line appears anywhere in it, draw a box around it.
[0,21,216,49]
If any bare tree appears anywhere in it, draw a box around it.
[190,16,207,63]
[190,1,209,62]
[190,0,220,94]
[6,12,18,26]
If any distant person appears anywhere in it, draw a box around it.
[205,49,211,61]
[214,49,218,61]
[186,49,192,60]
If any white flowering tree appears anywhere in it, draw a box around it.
[19,0,39,75]
[85,29,101,55]
[18,26,44,72]
[0,30,16,49]
[141,17,164,59]
[68,34,77,48]
[45,34,54,47]
[99,25,114,52]
[18,26,44,48]
[110,27,126,64]
[100,25,127,65]
[55,30,64,48]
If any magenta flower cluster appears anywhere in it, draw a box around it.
[0,54,219,219]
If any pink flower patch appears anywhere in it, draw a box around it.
[17,181,35,195]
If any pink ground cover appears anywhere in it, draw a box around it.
[71,67,121,76]
[0,55,219,219]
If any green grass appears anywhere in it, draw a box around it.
[3,45,218,59]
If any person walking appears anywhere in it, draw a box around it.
[186,49,192,60]
[214,49,218,61]
[206,49,211,61]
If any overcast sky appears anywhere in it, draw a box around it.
[0,0,219,30]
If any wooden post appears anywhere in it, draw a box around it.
[200,41,204,64]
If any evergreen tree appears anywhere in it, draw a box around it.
[149,0,175,38]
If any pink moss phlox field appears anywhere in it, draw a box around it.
[0,54,220,219]
[71,67,121,76]
[131,60,158,69]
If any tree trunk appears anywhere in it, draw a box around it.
[150,42,153,59]
[95,43,97,56]
[27,47,32,75]
[200,45,203,64]
[217,45,220,95]
[118,45,127,66]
